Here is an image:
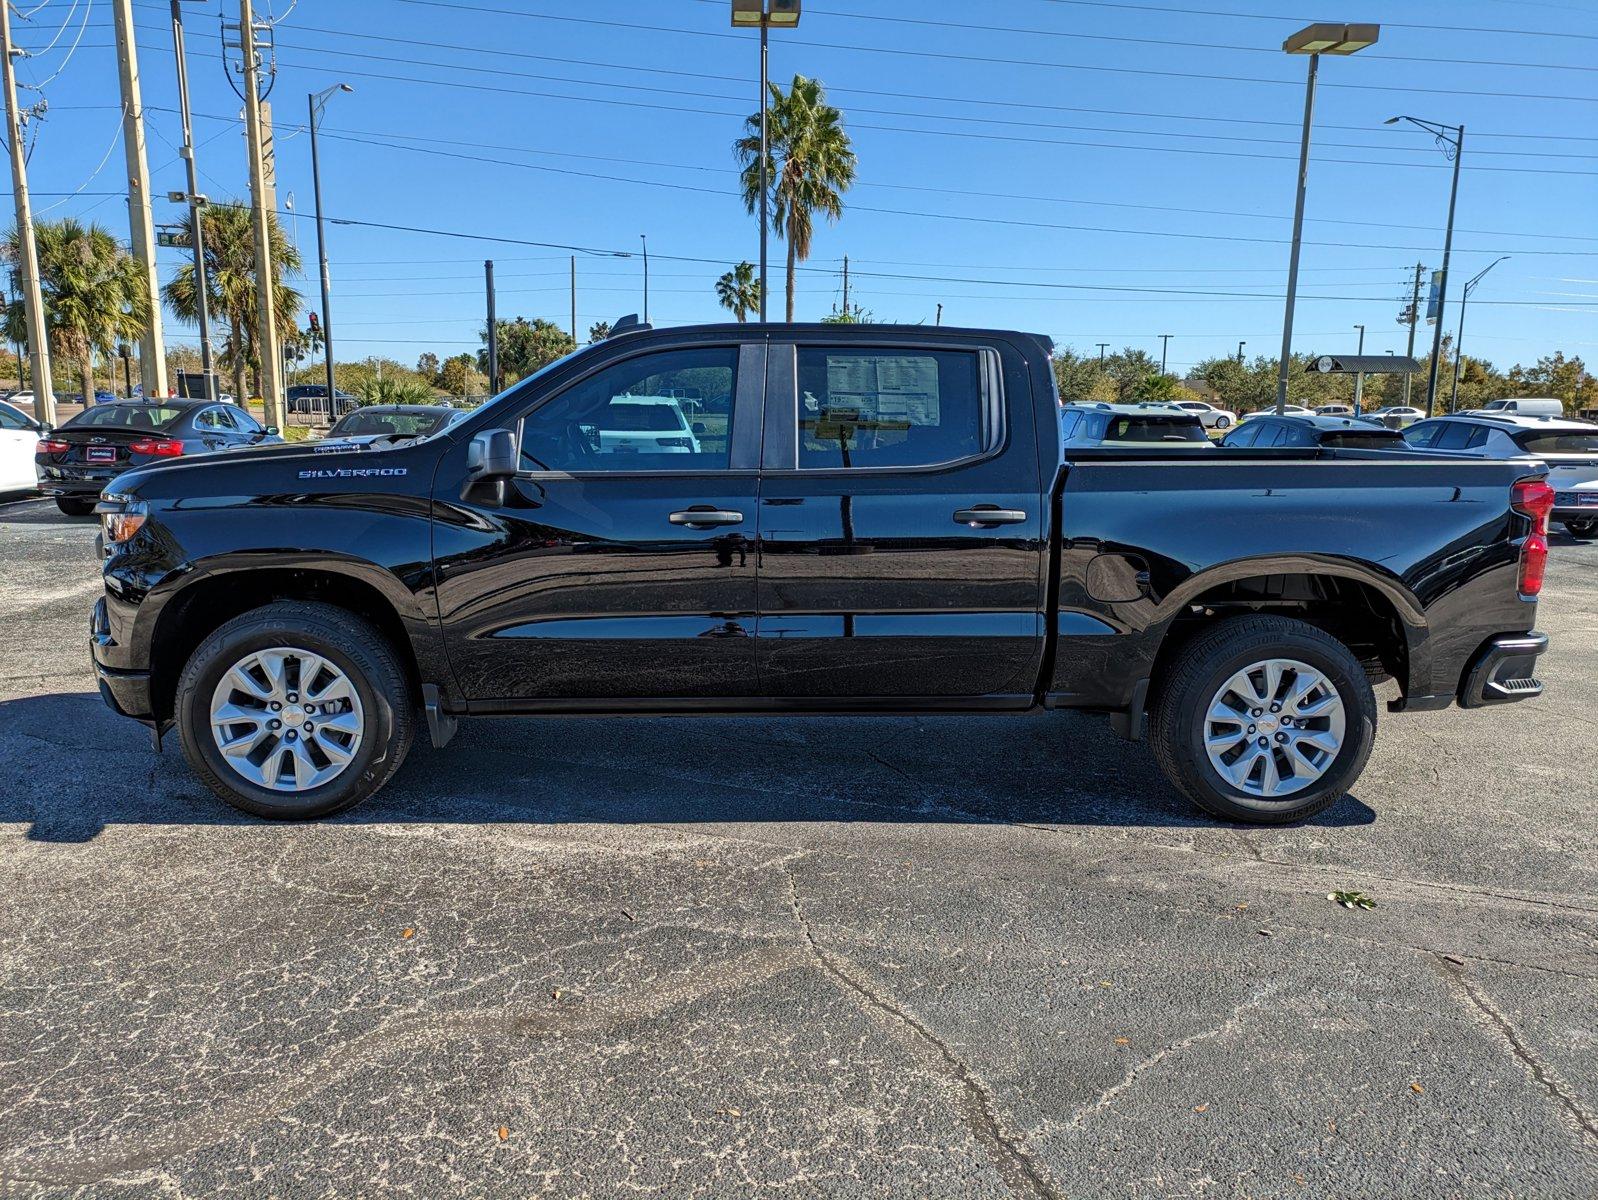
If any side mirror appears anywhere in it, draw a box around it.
[265,425,280,436]
[691,421,707,436]
[466,428,517,481]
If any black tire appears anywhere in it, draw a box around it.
[175,600,415,819]
[55,496,96,516]
[1213,416,1232,430]
[1563,519,1596,539]
[1148,615,1377,825]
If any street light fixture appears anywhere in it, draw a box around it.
[1386,114,1465,417]
[731,0,801,322]
[1450,256,1509,412]
[1275,22,1380,415]
[309,82,354,418]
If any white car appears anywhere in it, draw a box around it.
[596,395,700,455]
[1404,412,1598,538]
[1173,399,1237,430]
[1364,405,1425,428]
[1314,404,1353,416]
[1240,404,1313,421]
[0,399,46,493]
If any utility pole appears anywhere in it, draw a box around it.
[841,254,849,318]
[1096,343,1109,362]
[1,1,54,424]
[111,0,167,400]
[170,0,215,400]
[1402,261,1422,408]
[238,0,283,428]
[570,255,576,341]
[1159,334,1172,375]
[1237,341,1246,366]
[1352,323,1366,414]
[484,259,498,393]
[935,302,942,326]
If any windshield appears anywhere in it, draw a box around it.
[1102,417,1209,443]
[1514,431,1598,455]
[66,405,186,430]
[603,403,682,432]
[329,410,450,438]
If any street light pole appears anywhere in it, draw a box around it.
[1388,115,1464,417]
[640,234,649,324]
[732,1,800,323]
[1450,255,1508,413]
[170,0,214,400]
[309,83,352,419]
[1277,23,1379,416]
[1352,323,1365,414]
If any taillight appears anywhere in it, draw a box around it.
[1512,477,1555,598]
[36,438,68,455]
[129,437,183,457]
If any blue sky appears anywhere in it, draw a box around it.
[10,0,1598,378]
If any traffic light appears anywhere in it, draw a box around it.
[307,312,320,332]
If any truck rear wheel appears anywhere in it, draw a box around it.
[174,601,415,819]
[1148,615,1377,824]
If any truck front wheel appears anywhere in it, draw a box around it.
[1148,615,1377,824]
[174,601,416,819]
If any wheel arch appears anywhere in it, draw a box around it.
[144,558,434,724]
[1145,557,1425,707]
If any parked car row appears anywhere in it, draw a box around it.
[1059,401,1598,538]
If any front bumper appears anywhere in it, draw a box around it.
[91,596,153,720]
[1458,631,1548,708]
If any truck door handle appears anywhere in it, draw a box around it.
[953,506,1027,527]
[669,508,744,528]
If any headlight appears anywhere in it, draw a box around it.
[102,500,148,545]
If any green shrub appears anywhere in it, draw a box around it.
[355,376,437,407]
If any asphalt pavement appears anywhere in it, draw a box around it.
[1,492,1595,1199]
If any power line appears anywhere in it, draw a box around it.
[141,30,1598,179]
[380,0,1598,105]
[1028,0,1598,45]
[171,10,1598,146]
[247,33,1598,163]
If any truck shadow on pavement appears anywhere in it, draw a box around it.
[0,691,1376,842]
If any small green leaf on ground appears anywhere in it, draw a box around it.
[1328,890,1376,910]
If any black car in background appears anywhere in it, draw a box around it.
[325,404,466,440]
[1220,413,1407,451]
[36,400,282,515]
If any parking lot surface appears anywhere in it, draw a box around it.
[1,493,1595,1198]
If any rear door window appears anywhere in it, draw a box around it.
[795,347,992,469]
[1433,422,1480,451]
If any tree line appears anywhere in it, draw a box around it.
[1054,342,1593,415]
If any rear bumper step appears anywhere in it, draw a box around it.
[1458,631,1548,709]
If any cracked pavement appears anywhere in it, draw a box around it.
[1,492,1596,1198]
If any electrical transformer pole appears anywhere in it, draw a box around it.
[111,0,167,399]
[238,0,284,429]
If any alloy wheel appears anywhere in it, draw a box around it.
[208,647,365,792]
[1203,658,1345,799]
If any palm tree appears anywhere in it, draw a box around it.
[161,202,302,403]
[2,219,150,405]
[736,75,856,321]
[715,261,762,322]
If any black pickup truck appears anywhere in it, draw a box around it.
[89,322,1552,824]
